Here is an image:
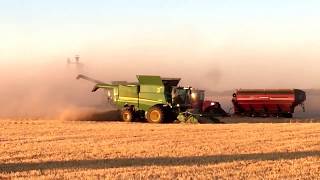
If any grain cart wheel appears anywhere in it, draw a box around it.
[121,109,133,122]
[147,106,165,123]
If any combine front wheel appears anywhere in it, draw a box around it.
[147,106,165,123]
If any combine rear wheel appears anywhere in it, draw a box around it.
[121,109,134,122]
[147,106,165,123]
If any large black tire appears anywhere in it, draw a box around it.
[283,113,293,118]
[121,109,134,122]
[147,106,165,123]
[165,110,178,123]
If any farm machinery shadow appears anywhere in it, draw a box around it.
[1,150,320,173]
[71,109,319,124]
[73,108,223,124]
[76,109,122,122]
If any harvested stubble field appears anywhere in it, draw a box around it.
[1,119,320,179]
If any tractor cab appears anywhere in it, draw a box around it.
[190,89,205,113]
[189,89,229,116]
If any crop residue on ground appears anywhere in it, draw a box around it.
[1,119,320,179]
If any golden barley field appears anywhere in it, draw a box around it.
[1,119,320,179]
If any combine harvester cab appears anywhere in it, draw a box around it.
[232,89,306,118]
[84,75,227,123]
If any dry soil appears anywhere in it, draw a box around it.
[1,119,320,179]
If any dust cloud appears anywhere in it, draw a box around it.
[58,107,121,121]
[0,61,113,120]
[0,57,319,120]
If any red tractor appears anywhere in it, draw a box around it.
[177,89,229,123]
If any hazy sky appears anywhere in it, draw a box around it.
[1,0,319,90]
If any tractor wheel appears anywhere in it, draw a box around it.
[121,109,133,122]
[147,106,165,123]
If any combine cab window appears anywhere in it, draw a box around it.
[198,92,205,101]
[172,88,191,105]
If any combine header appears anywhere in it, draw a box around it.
[77,74,228,123]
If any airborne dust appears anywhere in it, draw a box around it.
[0,60,120,120]
[0,59,319,120]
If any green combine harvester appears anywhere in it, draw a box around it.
[77,74,228,123]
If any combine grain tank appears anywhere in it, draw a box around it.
[232,89,306,118]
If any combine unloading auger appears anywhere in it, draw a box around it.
[76,74,105,84]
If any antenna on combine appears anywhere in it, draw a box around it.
[67,55,81,65]
[75,55,80,63]
[67,55,84,73]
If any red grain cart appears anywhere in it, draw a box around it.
[232,89,306,118]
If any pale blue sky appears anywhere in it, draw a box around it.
[1,0,320,24]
